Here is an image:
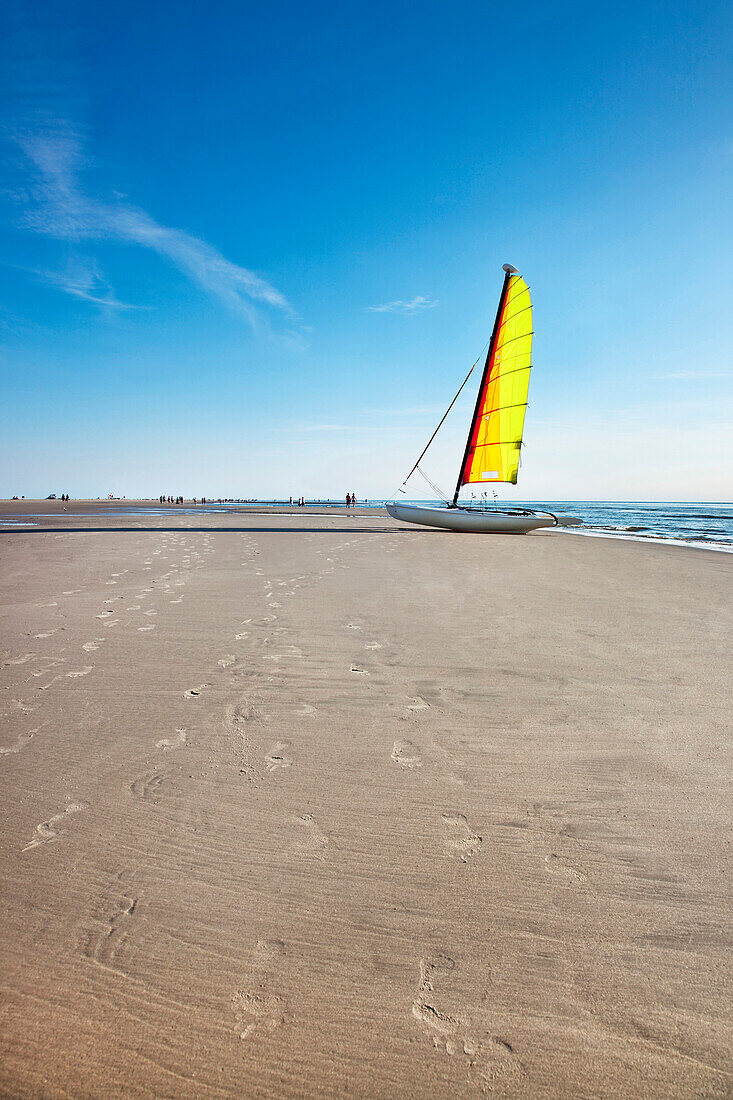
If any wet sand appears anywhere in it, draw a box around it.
[1,501,731,1097]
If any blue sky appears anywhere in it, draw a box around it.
[1,0,731,500]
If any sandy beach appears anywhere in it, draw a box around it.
[0,501,731,1098]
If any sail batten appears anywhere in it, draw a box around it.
[458,273,533,488]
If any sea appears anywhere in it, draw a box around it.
[2,501,732,552]
[505,501,733,552]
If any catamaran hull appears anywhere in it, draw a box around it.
[385,502,556,534]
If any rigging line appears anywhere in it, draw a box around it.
[395,351,486,494]
[416,464,450,503]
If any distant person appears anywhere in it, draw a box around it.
[351,492,357,508]
[346,493,351,508]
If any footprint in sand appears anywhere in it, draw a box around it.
[23,799,88,851]
[185,685,207,698]
[265,741,293,772]
[442,813,482,862]
[364,641,382,650]
[223,704,258,782]
[34,630,58,639]
[82,639,104,652]
[3,653,35,668]
[67,666,93,678]
[233,990,287,1040]
[130,769,171,800]
[232,939,289,1041]
[0,723,46,756]
[350,664,368,675]
[391,740,422,768]
[138,624,155,632]
[218,654,236,668]
[84,890,138,974]
[296,813,331,859]
[412,954,467,1047]
[295,704,317,717]
[156,728,187,751]
[544,852,587,885]
[38,675,64,692]
[406,696,430,712]
[412,955,522,1084]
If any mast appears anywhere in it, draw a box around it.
[450,264,517,507]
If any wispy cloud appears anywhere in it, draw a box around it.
[14,127,295,329]
[38,258,139,310]
[367,295,438,315]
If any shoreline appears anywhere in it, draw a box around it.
[2,499,732,555]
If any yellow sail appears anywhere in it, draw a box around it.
[460,274,532,486]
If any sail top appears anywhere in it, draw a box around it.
[459,273,533,487]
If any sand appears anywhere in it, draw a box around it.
[0,501,731,1098]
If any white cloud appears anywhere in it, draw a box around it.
[39,258,139,310]
[15,127,295,328]
[367,295,438,315]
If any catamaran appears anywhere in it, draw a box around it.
[386,264,577,534]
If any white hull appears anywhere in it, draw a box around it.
[385,502,557,534]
